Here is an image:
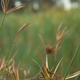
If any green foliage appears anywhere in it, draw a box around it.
[0,7,80,77]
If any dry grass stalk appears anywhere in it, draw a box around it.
[0,57,33,80]
[6,2,27,14]
[12,62,19,80]
[39,48,45,66]
[1,0,27,14]
[55,25,67,54]
[13,23,29,44]
[66,71,80,79]
[18,23,30,34]
[53,58,63,76]
[8,53,17,65]
[0,57,6,71]
[56,26,66,42]
[1,0,9,14]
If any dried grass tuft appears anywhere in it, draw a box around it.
[1,0,27,14]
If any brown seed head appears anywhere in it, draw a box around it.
[45,45,53,54]
[56,26,66,42]
[1,0,27,14]
[1,0,9,14]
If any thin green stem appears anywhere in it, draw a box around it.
[8,43,15,62]
[64,45,80,79]
[7,33,18,64]
[7,34,18,65]
[0,14,6,31]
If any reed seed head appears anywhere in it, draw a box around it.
[1,0,27,14]
[45,45,53,54]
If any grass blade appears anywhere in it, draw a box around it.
[0,14,6,31]
[66,71,80,79]
[32,59,42,70]
[64,45,80,79]
[53,58,63,74]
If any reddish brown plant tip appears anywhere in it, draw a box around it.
[45,45,57,55]
[45,45,53,54]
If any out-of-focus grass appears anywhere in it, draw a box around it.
[0,7,80,76]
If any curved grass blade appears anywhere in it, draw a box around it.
[66,71,80,79]
[32,58,42,70]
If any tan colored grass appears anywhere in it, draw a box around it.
[1,0,27,14]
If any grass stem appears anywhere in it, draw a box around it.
[0,14,6,31]
[64,45,80,79]
[7,35,17,63]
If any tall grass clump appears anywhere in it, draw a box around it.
[0,21,80,79]
[0,0,80,80]
[35,26,80,80]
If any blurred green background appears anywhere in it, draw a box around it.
[0,0,80,78]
